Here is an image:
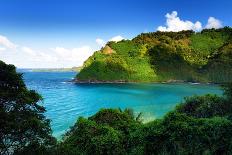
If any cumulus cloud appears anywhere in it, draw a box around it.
[2,45,93,68]
[109,35,124,42]
[51,46,93,66]
[21,46,57,62]
[205,17,223,29]
[96,38,106,47]
[157,11,202,32]
[157,11,224,32]
[0,31,96,67]
[0,35,17,49]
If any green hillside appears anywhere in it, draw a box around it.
[76,27,232,83]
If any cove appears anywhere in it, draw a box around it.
[21,71,223,138]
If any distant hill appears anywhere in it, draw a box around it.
[76,27,232,83]
[29,66,82,72]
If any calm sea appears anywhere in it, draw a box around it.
[19,70,222,138]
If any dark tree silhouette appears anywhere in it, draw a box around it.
[0,61,56,155]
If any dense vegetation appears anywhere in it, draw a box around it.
[1,60,232,155]
[76,27,232,83]
[0,61,56,155]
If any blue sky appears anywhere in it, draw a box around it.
[0,0,231,68]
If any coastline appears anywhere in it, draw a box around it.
[73,79,220,85]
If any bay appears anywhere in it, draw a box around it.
[20,71,222,138]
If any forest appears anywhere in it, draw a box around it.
[77,27,232,83]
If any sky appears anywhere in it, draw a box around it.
[0,0,232,68]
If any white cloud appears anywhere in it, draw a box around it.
[21,46,37,56]
[96,38,106,47]
[21,46,57,62]
[12,45,94,67]
[157,11,202,32]
[157,11,223,32]
[0,33,96,67]
[193,21,202,31]
[0,35,17,49]
[205,17,223,29]
[0,32,95,67]
[0,47,6,51]
[37,52,57,62]
[95,35,125,48]
[51,46,93,66]
[109,35,124,42]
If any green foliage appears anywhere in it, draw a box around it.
[202,41,232,83]
[133,30,194,45]
[77,40,156,82]
[148,39,201,82]
[190,29,229,65]
[222,83,232,102]
[57,109,141,155]
[144,112,232,155]
[0,60,56,155]
[58,117,125,155]
[58,84,232,155]
[76,27,232,83]
[175,94,232,118]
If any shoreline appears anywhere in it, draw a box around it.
[73,79,220,85]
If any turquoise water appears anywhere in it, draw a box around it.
[21,71,222,138]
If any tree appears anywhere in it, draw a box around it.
[0,61,56,155]
[58,108,142,155]
[223,83,232,101]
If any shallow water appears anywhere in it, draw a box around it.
[21,71,222,138]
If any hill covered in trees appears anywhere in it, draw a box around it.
[76,27,232,83]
